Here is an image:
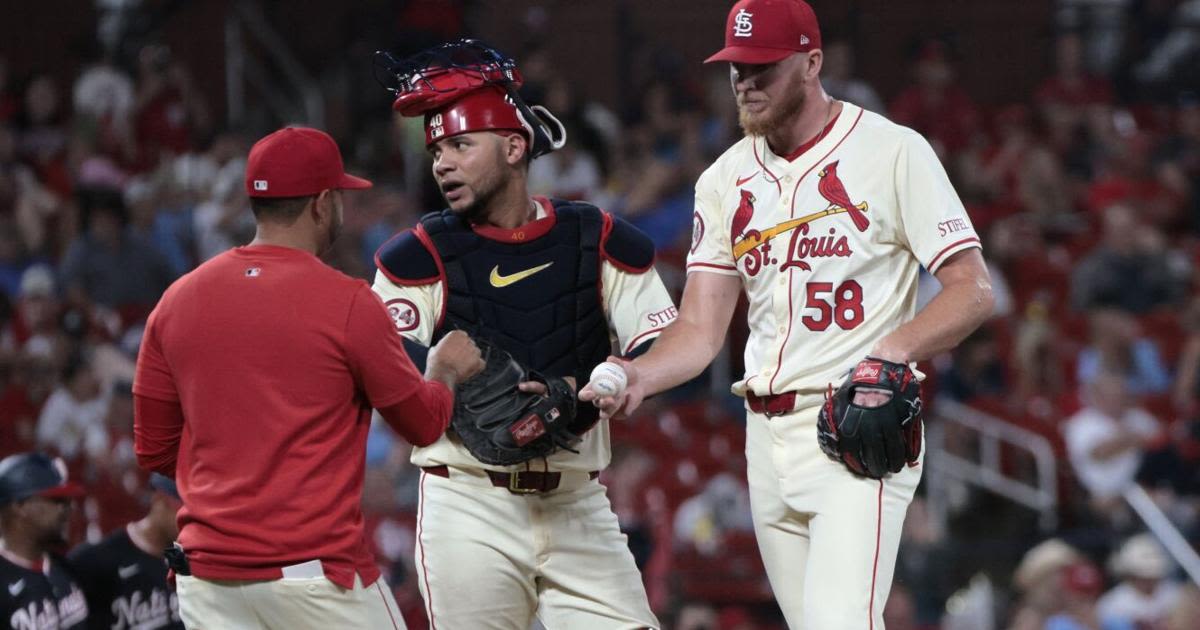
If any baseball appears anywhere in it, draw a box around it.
[589,362,628,398]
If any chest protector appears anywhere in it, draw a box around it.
[421,200,611,399]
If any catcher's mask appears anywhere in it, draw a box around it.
[374,39,566,159]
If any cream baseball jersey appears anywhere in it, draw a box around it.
[688,102,980,404]
[372,205,676,473]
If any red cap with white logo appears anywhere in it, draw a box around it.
[705,0,822,65]
[245,127,372,198]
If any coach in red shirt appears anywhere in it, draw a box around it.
[132,127,483,629]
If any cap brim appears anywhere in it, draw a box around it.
[704,46,797,65]
[337,173,373,190]
[37,482,86,500]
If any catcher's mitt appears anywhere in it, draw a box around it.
[451,337,579,466]
[817,358,923,479]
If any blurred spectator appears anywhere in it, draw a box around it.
[35,352,109,461]
[9,264,59,352]
[1013,298,1069,411]
[1070,204,1178,314]
[1097,533,1182,627]
[1076,309,1170,396]
[938,327,1008,403]
[672,472,754,555]
[124,176,189,277]
[72,51,137,167]
[1154,94,1200,233]
[888,38,980,157]
[16,74,71,196]
[1172,298,1200,414]
[1063,370,1162,505]
[820,39,884,114]
[1008,539,1086,630]
[59,187,175,319]
[526,77,608,200]
[958,105,1077,234]
[1044,562,1135,630]
[1165,584,1200,630]
[1036,32,1114,123]
[133,44,211,167]
[0,346,57,458]
[1084,131,1184,228]
[193,158,252,261]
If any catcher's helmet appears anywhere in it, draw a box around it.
[0,452,85,505]
[374,39,566,158]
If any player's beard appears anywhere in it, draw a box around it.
[451,159,508,224]
[738,74,807,138]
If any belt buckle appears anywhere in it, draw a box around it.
[763,393,793,418]
[507,472,540,495]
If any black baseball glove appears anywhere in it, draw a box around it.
[817,357,924,479]
[450,337,579,466]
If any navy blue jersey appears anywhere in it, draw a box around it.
[0,553,87,630]
[66,529,180,630]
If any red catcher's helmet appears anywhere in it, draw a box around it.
[374,39,565,158]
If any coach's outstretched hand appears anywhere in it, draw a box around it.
[425,330,485,390]
[579,356,644,421]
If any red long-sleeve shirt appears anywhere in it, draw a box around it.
[133,244,452,589]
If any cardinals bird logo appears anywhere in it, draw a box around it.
[817,161,870,232]
[731,189,756,243]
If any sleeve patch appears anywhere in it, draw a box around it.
[375,228,440,285]
[384,298,421,332]
[602,215,655,273]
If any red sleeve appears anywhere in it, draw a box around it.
[345,285,453,444]
[376,381,453,447]
[132,308,178,402]
[134,394,184,475]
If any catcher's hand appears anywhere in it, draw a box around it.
[451,337,579,466]
[817,357,923,479]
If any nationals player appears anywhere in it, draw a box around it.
[0,453,88,630]
[372,41,671,629]
[67,474,183,630]
[582,1,995,627]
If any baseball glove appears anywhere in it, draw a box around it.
[450,337,579,466]
[817,357,923,479]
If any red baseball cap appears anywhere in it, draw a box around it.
[705,0,822,65]
[423,85,527,147]
[245,127,372,198]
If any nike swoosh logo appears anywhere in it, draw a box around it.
[489,262,554,288]
[118,564,139,579]
[736,173,757,186]
[8,580,23,596]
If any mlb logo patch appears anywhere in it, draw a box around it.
[245,267,261,277]
[253,180,268,191]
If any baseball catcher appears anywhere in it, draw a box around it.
[818,357,924,479]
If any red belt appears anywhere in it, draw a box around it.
[746,391,798,417]
[422,465,599,495]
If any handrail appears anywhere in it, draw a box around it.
[1122,484,1200,588]
[924,398,1059,532]
[224,0,324,127]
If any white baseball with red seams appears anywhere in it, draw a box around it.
[588,362,628,398]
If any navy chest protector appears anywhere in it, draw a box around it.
[421,200,610,439]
